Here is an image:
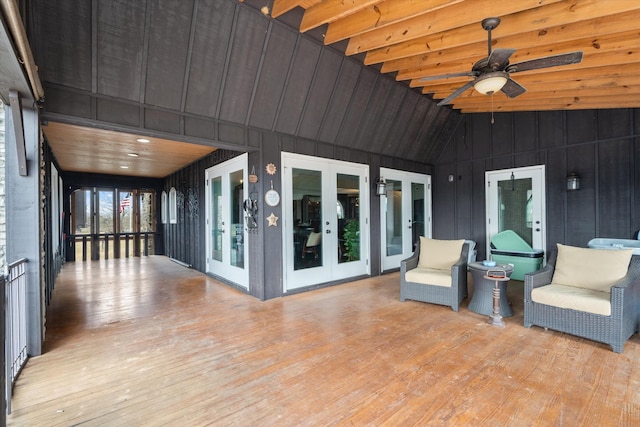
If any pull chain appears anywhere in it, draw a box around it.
[491,93,495,124]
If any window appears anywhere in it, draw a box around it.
[118,190,134,233]
[98,190,114,234]
[169,187,177,224]
[161,191,167,224]
[139,191,155,232]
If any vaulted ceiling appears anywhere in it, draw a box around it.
[16,0,640,178]
[273,0,640,113]
[26,0,461,177]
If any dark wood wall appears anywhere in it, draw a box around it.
[162,149,241,272]
[433,108,640,261]
[163,134,433,300]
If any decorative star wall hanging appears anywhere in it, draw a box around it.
[266,212,278,226]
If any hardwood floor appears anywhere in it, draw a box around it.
[7,256,640,426]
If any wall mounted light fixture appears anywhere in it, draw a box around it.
[567,172,580,191]
[376,177,387,196]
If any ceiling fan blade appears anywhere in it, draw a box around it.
[500,78,526,98]
[436,80,476,106]
[419,71,477,82]
[507,51,583,73]
[487,48,516,70]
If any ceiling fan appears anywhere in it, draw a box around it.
[421,17,583,106]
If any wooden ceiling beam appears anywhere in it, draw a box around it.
[299,0,380,32]
[433,86,640,104]
[365,1,640,64]
[275,0,640,114]
[345,0,563,55]
[459,99,640,113]
[324,0,463,44]
[397,29,639,83]
[380,15,640,72]
[453,95,640,111]
[272,0,305,18]
[397,43,639,82]
[421,74,640,96]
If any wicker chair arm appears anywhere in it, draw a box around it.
[401,246,420,274]
[610,256,640,310]
[523,263,554,300]
[611,256,640,290]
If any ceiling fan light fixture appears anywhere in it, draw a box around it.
[474,71,508,95]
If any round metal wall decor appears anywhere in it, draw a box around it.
[265,189,280,207]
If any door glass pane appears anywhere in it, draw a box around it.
[385,179,402,256]
[292,168,322,270]
[230,169,244,269]
[119,191,133,233]
[412,182,425,251]
[211,176,223,262]
[497,177,533,247]
[337,173,360,264]
[98,190,114,234]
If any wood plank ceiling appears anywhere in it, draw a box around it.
[43,122,216,178]
[272,0,640,113]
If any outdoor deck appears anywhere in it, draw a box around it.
[7,256,640,426]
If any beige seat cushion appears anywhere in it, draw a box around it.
[531,283,611,315]
[305,232,322,247]
[418,237,465,271]
[405,267,452,287]
[552,244,633,292]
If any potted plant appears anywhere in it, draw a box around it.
[343,219,360,261]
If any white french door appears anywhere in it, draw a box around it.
[205,154,248,289]
[485,165,546,258]
[380,168,432,272]
[282,153,370,291]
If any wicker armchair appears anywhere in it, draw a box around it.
[524,247,640,353]
[400,238,470,312]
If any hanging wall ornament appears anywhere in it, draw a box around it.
[265,180,280,207]
[265,163,277,175]
[249,165,258,183]
[266,212,279,227]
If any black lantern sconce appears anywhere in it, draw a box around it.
[376,177,387,196]
[567,172,580,191]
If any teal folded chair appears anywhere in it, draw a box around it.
[490,230,544,280]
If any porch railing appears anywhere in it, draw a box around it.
[67,232,158,261]
[6,257,28,414]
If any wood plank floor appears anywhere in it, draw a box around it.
[7,256,640,426]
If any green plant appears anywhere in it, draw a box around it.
[343,219,360,261]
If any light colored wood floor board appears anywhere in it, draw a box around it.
[7,256,640,426]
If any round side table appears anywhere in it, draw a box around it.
[468,262,514,317]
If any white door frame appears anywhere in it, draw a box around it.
[205,153,249,289]
[379,168,432,272]
[485,165,546,260]
[281,152,370,292]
